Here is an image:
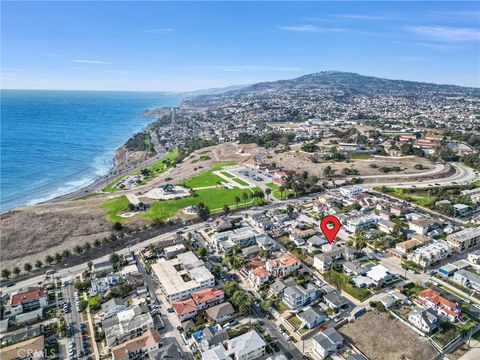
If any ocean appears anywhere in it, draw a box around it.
[0,90,183,211]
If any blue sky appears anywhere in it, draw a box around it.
[1,1,479,91]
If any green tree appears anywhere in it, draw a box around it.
[23,263,33,272]
[223,204,230,214]
[35,260,43,269]
[13,267,21,277]
[93,239,101,247]
[242,192,249,206]
[211,264,221,277]
[112,221,123,231]
[224,281,238,298]
[197,247,207,258]
[62,249,71,258]
[235,196,241,208]
[196,202,210,221]
[45,255,54,265]
[54,252,62,262]
[74,245,83,255]
[84,242,92,251]
[110,252,121,265]
[279,186,285,199]
[323,165,336,179]
[265,188,272,202]
[1,269,11,279]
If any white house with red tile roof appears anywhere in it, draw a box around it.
[418,288,460,322]
[172,298,198,321]
[266,252,301,277]
[248,267,271,289]
[191,287,225,310]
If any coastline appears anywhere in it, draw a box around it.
[2,109,174,212]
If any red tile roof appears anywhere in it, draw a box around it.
[10,288,47,306]
[419,288,458,317]
[191,287,224,305]
[172,299,197,316]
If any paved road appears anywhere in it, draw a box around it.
[136,254,193,359]
[64,283,83,359]
[363,162,477,189]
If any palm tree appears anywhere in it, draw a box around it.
[35,260,43,269]
[249,192,255,205]
[279,186,285,200]
[242,192,248,207]
[13,267,21,277]
[74,245,83,255]
[234,196,241,209]
[45,255,54,265]
[1,269,11,279]
[23,263,33,272]
[265,188,271,202]
[223,204,230,214]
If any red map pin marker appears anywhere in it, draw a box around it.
[320,215,341,244]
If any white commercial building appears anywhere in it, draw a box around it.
[151,251,214,302]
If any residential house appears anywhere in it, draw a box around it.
[90,274,120,295]
[408,218,441,236]
[408,308,439,333]
[453,269,480,291]
[248,267,271,289]
[418,289,460,322]
[226,330,266,360]
[365,265,396,286]
[111,328,162,360]
[205,303,235,324]
[299,307,326,329]
[266,252,301,277]
[312,328,344,359]
[191,287,225,310]
[0,335,45,360]
[313,247,355,273]
[283,284,319,309]
[323,292,349,310]
[172,299,198,322]
[92,261,114,277]
[100,298,128,321]
[193,325,229,352]
[102,305,155,347]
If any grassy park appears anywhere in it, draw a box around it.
[181,161,237,188]
[266,182,294,200]
[101,195,130,222]
[101,162,265,222]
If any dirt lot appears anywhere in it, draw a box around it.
[259,143,436,180]
[339,311,439,360]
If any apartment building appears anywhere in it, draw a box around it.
[408,240,452,268]
[447,227,480,252]
[4,288,48,319]
[151,251,215,302]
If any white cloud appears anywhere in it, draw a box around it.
[141,28,174,33]
[333,13,388,20]
[72,59,111,64]
[416,42,452,51]
[405,26,480,42]
[277,24,346,33]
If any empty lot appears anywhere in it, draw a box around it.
[339,311,438,360]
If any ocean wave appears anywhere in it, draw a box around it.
[26,176,97,206]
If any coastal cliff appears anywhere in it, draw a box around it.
[113,145,153,173]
